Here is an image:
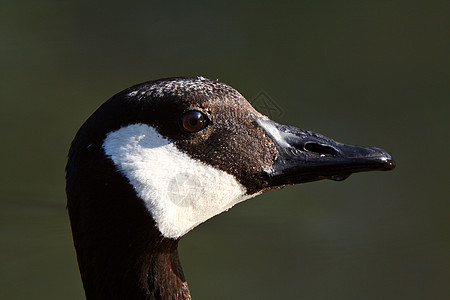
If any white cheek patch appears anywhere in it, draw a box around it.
[103,124,254,239]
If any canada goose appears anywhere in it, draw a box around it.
[66,76,394,299]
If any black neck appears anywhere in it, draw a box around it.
[143,240,192,299]
[66,144,191,299]
[72,230,191,299]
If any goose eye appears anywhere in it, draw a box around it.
[180,110,210,133]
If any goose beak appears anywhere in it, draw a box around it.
[258,119,395,187]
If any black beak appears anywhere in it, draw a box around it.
[258,119,395,188]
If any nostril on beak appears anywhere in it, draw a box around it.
[303,142,339,156]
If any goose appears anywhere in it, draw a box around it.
[66,76,395,299]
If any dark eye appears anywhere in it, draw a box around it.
[180,110,210,133]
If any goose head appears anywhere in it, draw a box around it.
[66,76,394,299]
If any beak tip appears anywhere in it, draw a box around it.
[384,156,396,170]
[373,148,396,171]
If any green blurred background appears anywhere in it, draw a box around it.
[1,1,449,299]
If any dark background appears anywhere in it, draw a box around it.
[1,1,449,299]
